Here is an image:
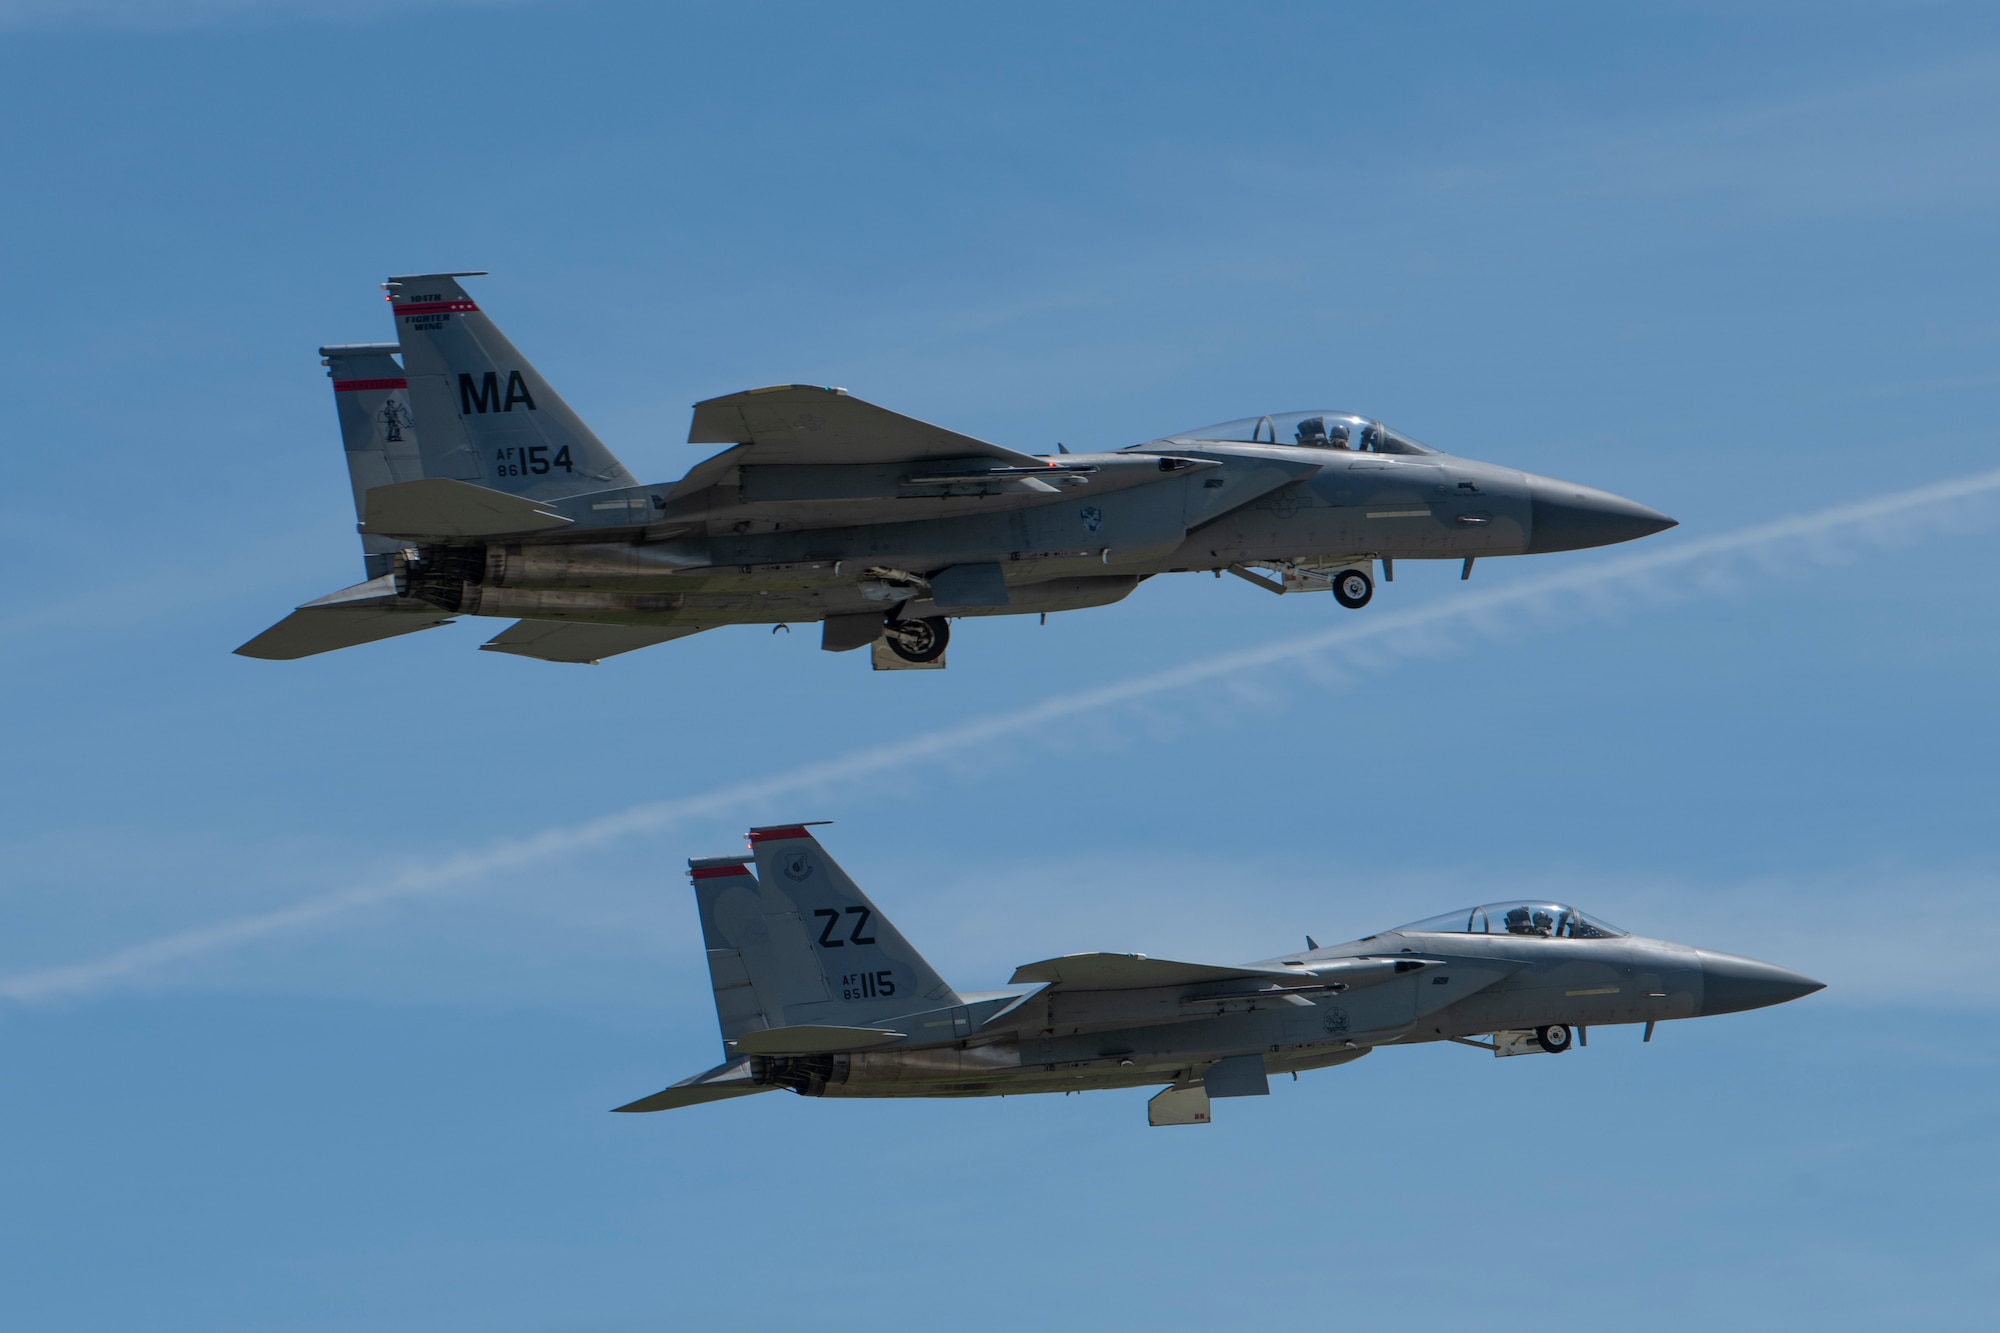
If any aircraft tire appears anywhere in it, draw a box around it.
[1332,568,1374,609]
[1535,1024,1572,1054]
[886,615,950,663]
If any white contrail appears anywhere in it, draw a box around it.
[6,468,1998,1005]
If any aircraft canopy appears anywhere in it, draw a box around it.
[1158,411,1438,455]
[1392,902,1627,939]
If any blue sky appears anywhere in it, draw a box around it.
[2,2,1998,1328]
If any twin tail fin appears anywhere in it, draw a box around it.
[384,272,636,501]
[690,825,960,1053]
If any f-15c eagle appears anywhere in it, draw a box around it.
[619,825,1821,1126]
[237,273,1676,668]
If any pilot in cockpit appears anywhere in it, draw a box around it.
[1294,416,1351,449]
[1503,906,1556,937]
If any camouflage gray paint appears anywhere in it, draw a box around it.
[239,274,1676,667]
[620,827,1823,1126]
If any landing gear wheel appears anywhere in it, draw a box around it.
[1332,568,1374,609]
[1535,1024,1572,1054]
[885,615,950,663]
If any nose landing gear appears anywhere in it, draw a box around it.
[1332,568,1374,609]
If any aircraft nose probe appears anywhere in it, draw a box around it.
[1692,950,1826,1017]
[1521,474,1679,554]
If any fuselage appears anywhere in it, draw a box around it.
[619,838,1815,1123]
[258,282,1681,664]
[390,437,1676,630]
[759,922,1816,1103]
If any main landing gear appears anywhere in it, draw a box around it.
[1535,1024,1573,1054]
[1331,568,1374,609]
[885,615,950,664]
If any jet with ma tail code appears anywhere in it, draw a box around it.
[619,825,1822,1126]
[237,273,1677,668]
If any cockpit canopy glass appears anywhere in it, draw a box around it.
[1159,411,1437,455]
[1391,902,1627,939]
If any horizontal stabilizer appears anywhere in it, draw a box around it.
[235,607,454,660]
[361,478,573,538]
[613,1059,771,1114]
[686,385,1040,467]
[1009,952,1305,991]
[234,575,455,659]
[730,1024,906,1056]
[479,620,710,664]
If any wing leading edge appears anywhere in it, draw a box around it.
[687,385,1040,465]
[1008,953,1307,990]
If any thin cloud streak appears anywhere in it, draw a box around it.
[6,468,1999,1005]
[0,0,515,34]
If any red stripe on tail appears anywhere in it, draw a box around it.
[394,300,480,316]
[331,377,408,393]
[748,826,815,844]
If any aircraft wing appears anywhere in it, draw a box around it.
[477,620,711,664]
[234,575,455,660]
[678,386,1042,495]
[1009,953,1307,990]
[613,1059,770,1114]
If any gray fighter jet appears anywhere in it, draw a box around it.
[618,825,1822,1126]
[239,273,1677,668]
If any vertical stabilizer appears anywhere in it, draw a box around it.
[745,824,960,1022]
[688,826,959,1051]
[688,856,795,1048]
[383,272,637,500]
[322,343,423,579]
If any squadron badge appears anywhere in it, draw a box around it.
[378,396,414,443]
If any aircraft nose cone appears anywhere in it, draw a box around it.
[1694,949,1825,1017]
[1523,475,1678,553]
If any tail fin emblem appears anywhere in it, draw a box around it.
[378,397,413,442]
[780,852,813,881]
